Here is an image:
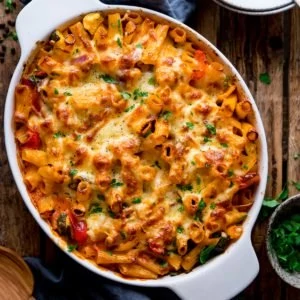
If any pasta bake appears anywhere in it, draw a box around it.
[14,11,260,279]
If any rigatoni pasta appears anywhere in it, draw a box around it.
[14,11,260,279]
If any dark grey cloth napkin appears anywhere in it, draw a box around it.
[19,1,196,299]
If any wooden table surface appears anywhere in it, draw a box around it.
[0,1,300,299]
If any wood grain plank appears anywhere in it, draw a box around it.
[286,6,300,300]
[217,8,286,300]
[0,2,40,256]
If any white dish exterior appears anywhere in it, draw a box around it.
[213,0,295,15]
[215,0,295,14]
[4,0,268,299]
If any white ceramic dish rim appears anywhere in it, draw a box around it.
[213,0,295,15]
[4,0,268,299]
[214,0,294,11]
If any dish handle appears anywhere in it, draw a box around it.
[165,238,259,300]
[16,0,106,57]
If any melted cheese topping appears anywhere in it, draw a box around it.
[14,11,260,279]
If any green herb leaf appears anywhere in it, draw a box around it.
[111,178,123,187]
[64,91,72,96]
[116,37,122,48]
[75,134,81,141]
[5,0,14,12]
[89,203,102,215]
[177,226,184,234]
[259,72,271,85]
[176,184,193,191]
[178,205,184,212]
[210,203,216,210]
[205,123,216,135]
[120,91,131,100]
[54,88,59,95]
[198,199,206,212]
[69,169,78,177]
[148,77,156,85]
[199,245,215,264]
[133,88,148,100]
[227,170,234,177]
[125,104,135,112]
[100,74,118,84]
[161,111,172,121]
[203,137,212,143]
[53,131,65,138]
[67,244,78,252]
[220,143,228,148]
[136,43,143,49]
[186,122,194,129]
[132,197,141,204]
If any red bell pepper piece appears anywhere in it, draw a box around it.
[23,130,41,149]
[69,213,87,245]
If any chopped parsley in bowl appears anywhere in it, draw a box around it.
[266,195,300,288]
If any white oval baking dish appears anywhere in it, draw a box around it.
[4,0,268,299]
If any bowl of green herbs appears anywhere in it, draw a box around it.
[266,194,300,288]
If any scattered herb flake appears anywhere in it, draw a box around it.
[116,37,122,48]
[89,203,102,215]
[205,123,216,135]
[69,169,78,177]
[100,74,118,84]
[178,205,184,212]
[75,134,81,141]
[199,244,215,264]
[186,122,194,130]
[111,178,123,187]
[220,143,228,148]
[120,91,131,100]
[203,136,212,143]
[242,165,249,170]
[67,244,78,252]
[177,226,184,234]
[125,104,135,112]
[133,88,148,100]
[191,161,196,166]
[54,88,59,95]
[132,197,142,204]
[148,77,156,85]
[53,131,65,138]
[136,43,143,49]
[176,184,193,191]
[64,91,72,96]
[210,203,216,210]
[198,199,206,212]
[228,170,234,177]
[161,111,172,121]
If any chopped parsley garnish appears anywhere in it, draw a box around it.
[259,185,288,220]
[148,77,156,85]
[125,104,135,112]
[120,91,131,100]
[133,88,148,100]
[53,131,65,138]
[69,169,78,177]
[220,143,228,148]
[199,245,215,264]
[54,88,59,95]
[111,178,123,187]
[186,122,194,129]
[108,210,116,218]
[75,134,81,141]
[198,199,206,212]
[191,161,196,166]
[271,214,300,272]
[242,165,249,170]
[100,74,118,84]
[29,75,38,85]
[196,176,201,185]
[116,37,122,48]
[67,244,78,252]
[177,226,184,234]
[210,203,216,210]
[228,170,234,177]
[158,260,168,267]
[132,197,142,204]
[205,123,216,135]
[203,137,212,143]
[161,111,172,121]
[199,237,229,264]
[117,19,122,34]
[259,72,271,85]
[88,203,102,215]
[176,184,193,191]
[136,43,143,49]
[64,91,72,96]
